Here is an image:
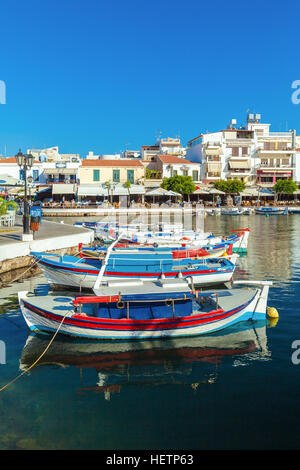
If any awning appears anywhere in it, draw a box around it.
[145,187,181,197]
[111,184,145,196]
[207,162,222,170]
[209,188,225,195]
[229,160,251,169]
[241,188,259,197]
[77,183,145,197]
[78,185,106,197]
[193,188,210,194]
[205,148,223,155]
[43,168,77,175]
[52,184,76,195]
[0,174,19,185]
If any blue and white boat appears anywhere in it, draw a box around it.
[18,279,273,340]
[255,206,288,215]
[120,229,250,254]
[78,242,233,261]
[30,250,236,289]
[221,207,251,216]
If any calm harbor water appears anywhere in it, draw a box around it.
[1,214,300,450]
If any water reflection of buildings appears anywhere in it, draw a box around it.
[204,215,294,283]
[20,320,272,401]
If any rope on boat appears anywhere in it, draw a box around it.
[0,310,70,393]
[1,250,80,286]
[0,250,81,393]
[1,258,38,286]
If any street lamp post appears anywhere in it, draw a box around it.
[15,149,34,241]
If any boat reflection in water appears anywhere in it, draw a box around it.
[20,319,274,400]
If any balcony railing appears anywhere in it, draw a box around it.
[256,164,295,170]
[257,149,294,154]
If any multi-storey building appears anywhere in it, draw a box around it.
[141,137,186,161]
[0,156,43,183]
[142,154,201,189]
[79,159,144,185]
[186,114,298,186]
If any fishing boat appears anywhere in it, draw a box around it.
[120,228,250,254]
[255,206,288,215]
[74,221,186,241]
[18,279,273,340]
[30,250,236,289]
[221,207,250,216]
[77,242,233,261]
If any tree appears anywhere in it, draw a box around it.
[273,179,297,195]
[161,175,195,201]
[104,181,112,204]
[273,179,297,201]
[0,197,18,216]
[214,179,246,194]
[123,181,131,207]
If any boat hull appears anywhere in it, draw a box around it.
[18,288,267,340]
[36,260,234,289]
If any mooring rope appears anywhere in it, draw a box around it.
[0,250,81,393]
[0,310,70,393]
[1,250,80,287]
[0,258,38,287]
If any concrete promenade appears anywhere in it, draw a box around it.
[41,206,199,217]
[0,217,94,273]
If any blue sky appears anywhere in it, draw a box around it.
[0,0,300,157]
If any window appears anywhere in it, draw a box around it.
[192,170,199,181]
[113,169,120,182]
[182,170,188,177]
[32,169,39,181]
[93,169,100,181]
[127,169,134,183]
[231,147,239,157]
[172,169,178,176]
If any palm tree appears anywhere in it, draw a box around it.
[104,181,112,205]
[123,181,131,207]
[0,197,18,216]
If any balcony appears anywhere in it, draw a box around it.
[226,139,253,145]
[257,164,295,171]
[257,149,295,156]
[206,172,221,179]
[260,132,293,139]
[228,170,252,178]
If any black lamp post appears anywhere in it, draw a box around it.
[15,149,34,236]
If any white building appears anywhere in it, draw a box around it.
[0,156,43,183]
[141,137,186,161]
[28,146,80,163]
[157,137,186,157]
[157,155,200,181]
[186,114,298,186]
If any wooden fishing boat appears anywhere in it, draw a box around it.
[30,250,236,289]
[121,228,250,254]
[255,207,288,215]
[18,279,273,340]
[77,242,233,261]
[221,207,250,216]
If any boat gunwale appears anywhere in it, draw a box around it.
[21,291,258,330]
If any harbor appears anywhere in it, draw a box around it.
[1,0,300,454]
[0,213,298,450]
[0,216,94,276]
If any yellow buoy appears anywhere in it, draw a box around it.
[267,307,279,319]
[268,317,279,328]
